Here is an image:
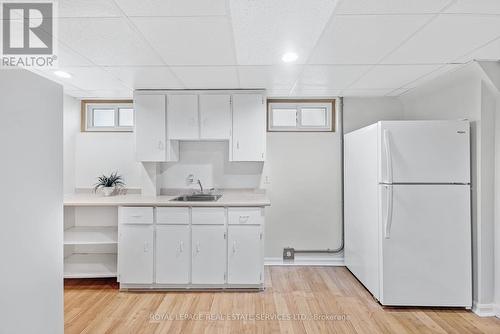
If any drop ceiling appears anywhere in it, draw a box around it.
[23,0,500,98]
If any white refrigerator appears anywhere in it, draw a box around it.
[344,120,472,307]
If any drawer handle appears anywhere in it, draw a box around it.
[195,242,200,255]
[239,215,250,223]
[179,241,184,253]
[131,215,143,218]
[144,242,149,253]
[232,241,237,253]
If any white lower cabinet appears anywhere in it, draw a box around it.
[155,225,190,284]
[228,225,263,284]
[118,224,154,284]
[118,206,264,290]
[191,225,227,285]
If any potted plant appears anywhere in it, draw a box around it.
[94,172,125,196]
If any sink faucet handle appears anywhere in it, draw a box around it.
[187,174,195,183]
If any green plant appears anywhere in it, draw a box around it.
[93,172,125,192]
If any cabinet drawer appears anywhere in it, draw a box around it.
[119,207,153,224]
[157,207,189,225]
[228,208,263,225]
[192,208,225,225]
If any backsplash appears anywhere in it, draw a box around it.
[159,141,264,190]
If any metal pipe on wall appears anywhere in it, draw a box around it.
[283,97,345,259]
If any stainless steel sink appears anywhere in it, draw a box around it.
[171,194,222,202]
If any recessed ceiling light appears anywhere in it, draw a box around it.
[53,70,71,79]
[282,52,298,63]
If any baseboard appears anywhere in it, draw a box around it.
[495,304,500,318]
[472,301,496,317]
[264,256,345,266]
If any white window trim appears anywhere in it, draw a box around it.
[84,102,134,132]
[268,101,334,132]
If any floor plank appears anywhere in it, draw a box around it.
[64,267,500,334]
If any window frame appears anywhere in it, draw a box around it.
[267,99,335,132]
[81,100,134,132]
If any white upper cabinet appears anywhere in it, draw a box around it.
[199,94,231,140]
[135,94,166,162]
[231,94,266,162]
[135,93,178,162]
[167,94,199,140]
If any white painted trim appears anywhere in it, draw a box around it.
[495,304,500,318]
[472,301,496,317]
[264,256,345,266]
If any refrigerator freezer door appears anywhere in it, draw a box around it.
[379,121,470,184]
[379,184,472,307]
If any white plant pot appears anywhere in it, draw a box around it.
[101,187,115,197]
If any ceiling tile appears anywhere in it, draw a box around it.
[383,14,500,64]
[386,88,410,96]
[57,44,94,67]
[297,65,371,89]
[105,66,184,89]
[115,0,227,16]
[169,66,239,88]
[37,67,130,91]
[341,89,394,97]
[335,0,452,14]
[58,0,121,18]
[310,15,431,64]
[132,17,236,65]
[230,0,339,65]
[291,88,342,97]
[402,64,463,88]
[350,64,440,89]
[445,0,500,14]
[58,18,164,66]
[458,37,500,62]
[238,65,302,90]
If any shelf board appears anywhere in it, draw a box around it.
[64,253,117,279]
[64,226,117,245]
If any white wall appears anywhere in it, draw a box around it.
[63,95,80,193]
[400,62,496,313]
[0,69,63,333]
[343,97,404,133]
[159,141,263,190]
[75,132,142,189]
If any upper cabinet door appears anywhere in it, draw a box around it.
[135,94,166,161]
[199,94,231,140]
[232,94,266,161]
[167,94,199,140]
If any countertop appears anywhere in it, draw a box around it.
[64,189,271,207]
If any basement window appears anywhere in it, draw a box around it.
[82,100,134,132]
[267,99,335,132]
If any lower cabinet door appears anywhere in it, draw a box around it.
[228,225,262,284]
[191,225,226,284]
[156,225,190,284]
[118,225,154,284]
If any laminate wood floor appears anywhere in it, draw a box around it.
[64,266,500,334]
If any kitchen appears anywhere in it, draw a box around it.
[2,1,500,333]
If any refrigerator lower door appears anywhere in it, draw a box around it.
[379,184,472,307]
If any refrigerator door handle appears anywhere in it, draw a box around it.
[384,184,393,239]
[383,129,393,184]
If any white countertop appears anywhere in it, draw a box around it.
[64,189,271,207]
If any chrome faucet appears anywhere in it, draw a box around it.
[197,179,203,193]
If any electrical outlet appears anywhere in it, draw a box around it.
[283,247,295,260]
[264,175,271,185]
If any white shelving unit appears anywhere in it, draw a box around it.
[64,226,117,245]
[64,206,118,279]
[64,253,117,278]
